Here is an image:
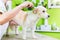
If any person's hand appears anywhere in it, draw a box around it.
[25,1,34,8]
[20,1,34,8]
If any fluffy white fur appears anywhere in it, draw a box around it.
[7,6,49,39]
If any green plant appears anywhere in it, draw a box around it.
[12,0,24,8]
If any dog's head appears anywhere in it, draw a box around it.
[33,6,50,19]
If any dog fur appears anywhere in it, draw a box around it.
[7,6,49,39]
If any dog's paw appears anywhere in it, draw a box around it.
[15,31,19,35]
[15,34,19,35]
[15,33,19,35]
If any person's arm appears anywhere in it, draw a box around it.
[0,1,33,25]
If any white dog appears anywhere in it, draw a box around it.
[7,6,50,39]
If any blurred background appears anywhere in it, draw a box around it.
[8,0,60,40]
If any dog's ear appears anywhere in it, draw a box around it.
[33,8,38,14]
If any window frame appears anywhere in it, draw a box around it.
[48,0,60,8]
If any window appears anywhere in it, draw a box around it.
[48,0,60,8]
